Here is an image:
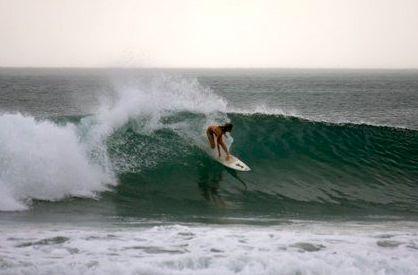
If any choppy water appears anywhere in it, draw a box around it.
[0,68,417,274]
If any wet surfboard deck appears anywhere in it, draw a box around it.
[210,136,251,171]
[213,154,251,171]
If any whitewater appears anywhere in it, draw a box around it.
[0,69,417,274]
[1,220,418,275]
[0,73,228,211]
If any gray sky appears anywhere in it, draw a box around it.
[1,0,417,68]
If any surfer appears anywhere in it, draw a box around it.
[206,123,233,161]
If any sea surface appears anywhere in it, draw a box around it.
[0,68,417,274]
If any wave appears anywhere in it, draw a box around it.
[1,74,417,215]
[102,112,418,217]
[0,74,227,211]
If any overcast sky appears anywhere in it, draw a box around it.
[0,0,417,68]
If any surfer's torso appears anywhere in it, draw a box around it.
[207,125,223,138]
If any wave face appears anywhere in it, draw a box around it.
[104,113,418,218]
[0,73,417,216]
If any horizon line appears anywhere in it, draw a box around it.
[1,66,418,70]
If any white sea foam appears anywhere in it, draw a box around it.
[0,113,114,211]
[0,220,417,274]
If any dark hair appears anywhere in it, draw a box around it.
[221,123,233,133]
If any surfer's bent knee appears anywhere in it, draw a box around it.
[206,128,215,148]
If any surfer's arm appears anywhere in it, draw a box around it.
[217,136,229,157]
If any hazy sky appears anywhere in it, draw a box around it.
[1,0,417,68]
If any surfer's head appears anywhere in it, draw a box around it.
[221,123,233,133]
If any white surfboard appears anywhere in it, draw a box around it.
[210,135,251,172]
[213,154,251,171]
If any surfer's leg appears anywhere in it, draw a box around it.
[206,129,215,148]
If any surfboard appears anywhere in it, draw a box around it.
[213,154,251,171]
[210,135,251,172]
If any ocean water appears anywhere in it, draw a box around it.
[0,68,417,274]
